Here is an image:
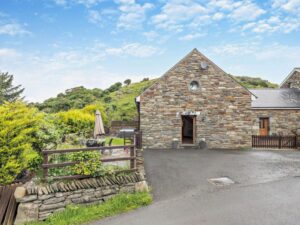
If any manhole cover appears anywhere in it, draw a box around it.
[208,177,235,186]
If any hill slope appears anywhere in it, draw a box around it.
[233,76,278,89]
[101,79,156,121]
[35,75,277,122]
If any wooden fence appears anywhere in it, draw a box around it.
[42,132,144,180]
[0,183,21,225]
[252,135,298,149]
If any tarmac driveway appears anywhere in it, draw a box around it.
[92,149,300,225]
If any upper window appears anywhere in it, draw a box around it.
[189,81,199,91]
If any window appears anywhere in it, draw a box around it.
[189,81,199,91]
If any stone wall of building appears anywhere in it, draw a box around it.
[252,109,300,135]
[14,173,148,224]
[140,49,254,149]
[281,71,300,88]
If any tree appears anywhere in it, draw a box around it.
[0,72,24,104]
[107,82,122,93]
[124,79,131,85]
[35,86,103,113]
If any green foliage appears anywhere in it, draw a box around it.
[35,79,155,123]
[104,79,156,121]
[35,86,103,113]
[34,114,61,151]
[0,72,24,104]
[68,151,104,176]
[233,75,278,89]
[55,109,94,136]
[26,192,152,225]
[0,102,44,185]
[124,79,131,85]
[54,103,107,137]
[105,82,122,93]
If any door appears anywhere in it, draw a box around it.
[259,118,269,136]
[182,115,196,144]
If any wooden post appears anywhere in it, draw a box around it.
[130,146,135,169]
[130,135,136,169]
[43,152,48,179]
[279,136,282,149]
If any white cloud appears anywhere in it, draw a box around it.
[0,23,30,36]
[281,0,300,13]
[211,42,300,62]
[208,0,242,11]
[105,43,161,57]
[229,1,265,21]
[0,48,20,58]
[88,10,101,24]
[152,0,207,31]
[53,0,104,7]
[0,42,163,101]
[242,16,300,33]
[211,43,258,55]
[212,12,224,20]
[179,33,205,41]
[143,31,159,40]
[116,0,154,29]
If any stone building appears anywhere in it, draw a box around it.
[280,68,300,88]
[136,49,300,149]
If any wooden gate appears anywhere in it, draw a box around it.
[252,135,298,149]
[0,183,21,225]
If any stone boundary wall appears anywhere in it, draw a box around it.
[14,173,148,224]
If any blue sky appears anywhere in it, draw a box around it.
[0,0,300,102]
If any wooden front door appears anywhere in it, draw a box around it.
[259,118,269,136]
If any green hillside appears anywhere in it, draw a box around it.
[233,76,278,89]
[101,79,156,121]
[35,75,277,123]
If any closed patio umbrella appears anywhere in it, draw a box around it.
[93,109,105,139]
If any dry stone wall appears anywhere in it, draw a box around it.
[14,173,147,224]
[140,49,253,149]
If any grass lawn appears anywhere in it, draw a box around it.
[105,137,125,146]
[26,192,152,225]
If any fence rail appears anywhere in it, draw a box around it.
[252,135,298,149]
[42,132,143,180]
[42,145,136,180]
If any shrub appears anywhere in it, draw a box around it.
[55,109,94,137]
[68,151,104,176]
[0,102,44,185]
[55,105,107,137]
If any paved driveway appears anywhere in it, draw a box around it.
[92,149,300,225]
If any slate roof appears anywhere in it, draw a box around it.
[250,88,300,108]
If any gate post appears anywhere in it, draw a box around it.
[279,136,282,149]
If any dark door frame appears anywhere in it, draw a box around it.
[181,115,196,144]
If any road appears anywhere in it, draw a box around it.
[91,149,300,225]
